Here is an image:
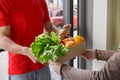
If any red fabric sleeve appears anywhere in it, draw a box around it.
[0,0,10,26]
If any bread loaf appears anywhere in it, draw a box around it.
[59,24,71,40]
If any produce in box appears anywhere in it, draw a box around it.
[30,24,85,64]
[30,32,68,64]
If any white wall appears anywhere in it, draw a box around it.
[92,0,107,70]
[93,0,107,49]
[0,51,8,80]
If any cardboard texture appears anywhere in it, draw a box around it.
[57,41,86,63]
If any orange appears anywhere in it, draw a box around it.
[65,40,76,48]
[74,35,84,44]
[62,38,72,42]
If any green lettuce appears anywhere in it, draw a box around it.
[30,32,68,63]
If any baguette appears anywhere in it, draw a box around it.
[59,24,71,40]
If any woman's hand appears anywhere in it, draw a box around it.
[49,61,62,74]
[80,49,96,60]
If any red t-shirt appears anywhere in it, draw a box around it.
[0,0,50,75]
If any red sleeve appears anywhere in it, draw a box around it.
[43,0,50,22]
[0,0,10,26]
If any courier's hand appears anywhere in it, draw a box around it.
[21,47,40,63]
[80,49,96,60]
[49,61,62,74]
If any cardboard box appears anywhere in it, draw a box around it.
[57,41,86,63]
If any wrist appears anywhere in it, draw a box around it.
[60,64,66,77]
[10,45,27,55]
[17,46,30,55]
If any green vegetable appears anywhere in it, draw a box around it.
[30,32,68,63]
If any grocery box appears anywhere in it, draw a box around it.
[57,41,86,63]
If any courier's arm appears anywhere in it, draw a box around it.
[0,25,24,53]
[0,25,38,63]
[44,21,59,35]
[44,22,71,40]
[62,51,120,80]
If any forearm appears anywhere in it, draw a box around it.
[62,64,109,80]
[51,25,59,36]
[61,63,109,80]
[62,65,93,80]
[62,51,120,80]
[62,65,110,80]
[44,21,59,35]
[0,26,37,63]
[96,50,115,61]
[0,36,25,54]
